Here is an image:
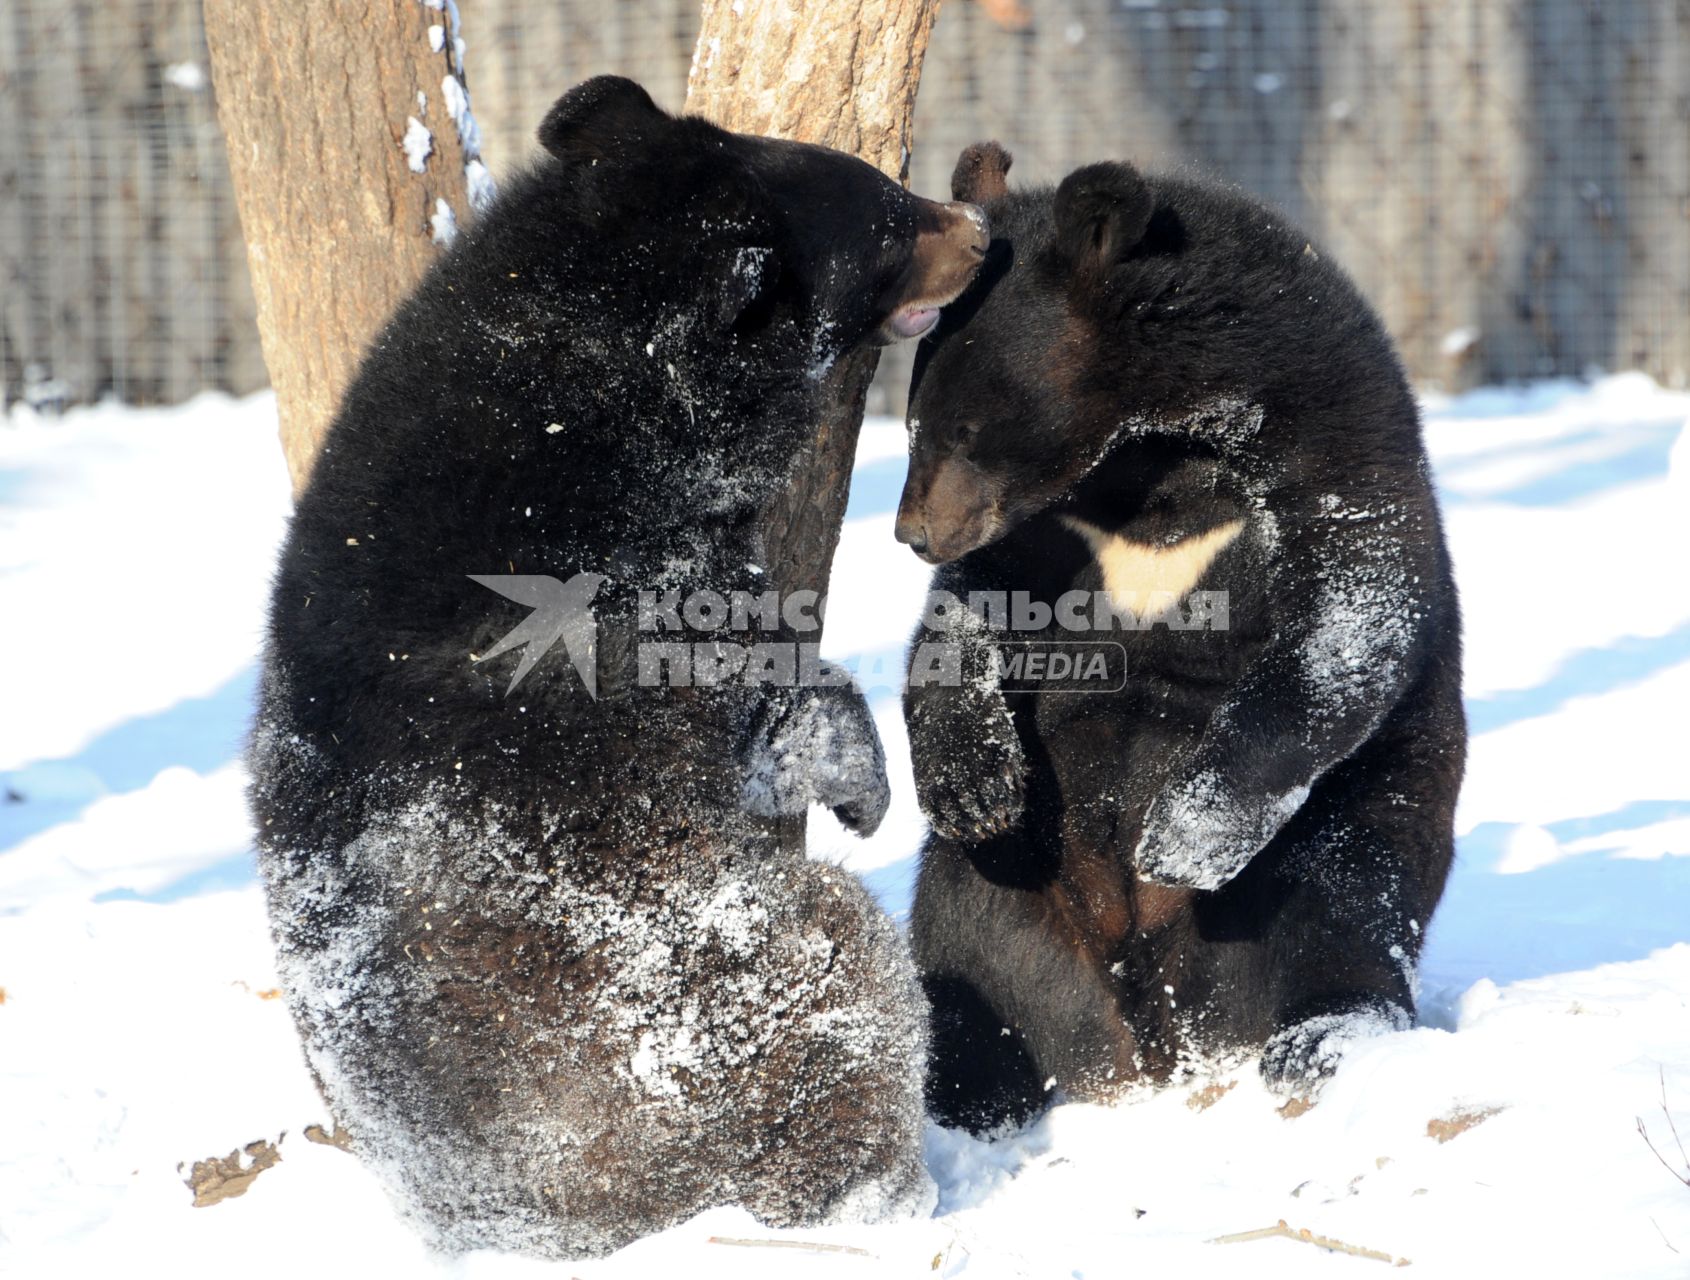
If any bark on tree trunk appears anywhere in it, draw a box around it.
[685,0,938,184]
[685,0,939,635]
[203,0,488,495]
[685,0,940,856]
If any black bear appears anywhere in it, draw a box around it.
[250,78,988,1256]
[896,143,1465,1132]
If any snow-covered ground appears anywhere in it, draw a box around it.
[3,377,1689,1276]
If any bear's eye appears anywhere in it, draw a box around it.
[956,422,982,449]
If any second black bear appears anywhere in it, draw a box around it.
[896,143,1465,1131]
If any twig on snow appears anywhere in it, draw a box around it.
[1637,1066,1690,1189]
[1660,1065,1689,1174]
[1210,1219,1409,1265]
[708,1235,874,1258]
[1649,1216,1680,1255]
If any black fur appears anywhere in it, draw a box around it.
[898,155,1466,1132]
[249,78,989,1257]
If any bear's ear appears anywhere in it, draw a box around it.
[1054,162,1154,277]
[537,76,669,164]
[951,141,1013,204]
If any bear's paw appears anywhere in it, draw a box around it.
[1134,768,1309,891]
[1260,1000,1411,1093]
[912,728,1027,843]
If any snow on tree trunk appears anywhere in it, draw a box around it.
[685,3,940,856]
[203,0,492,494]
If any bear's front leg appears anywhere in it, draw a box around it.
[1133,523,1427,891]
[904,620,1026,842]
[740,673,890,837]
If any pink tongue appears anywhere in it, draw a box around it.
[891,306,940,339]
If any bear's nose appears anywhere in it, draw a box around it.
[894,516,929,555]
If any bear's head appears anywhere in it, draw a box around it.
[895,143,1166,563]
[533,78,989,373]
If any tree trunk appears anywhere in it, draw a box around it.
[203,0,490,494]
[685,0,940,856]
[686,0,939,184]
[684,0,939,631]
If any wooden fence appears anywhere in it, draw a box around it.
[3,0,1687,413]
[0,0,263,410]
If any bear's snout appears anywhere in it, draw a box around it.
[897,454,1002,564]
[880,200,990,344]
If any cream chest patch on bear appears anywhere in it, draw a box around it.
[1061,516,1245,618]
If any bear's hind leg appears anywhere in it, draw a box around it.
[913,833,1139,1132]
[922,972,1047,1132]
[1229,738,1454,1093]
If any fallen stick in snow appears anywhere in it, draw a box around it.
[1210,1219,1409,1265]
[708,1236,875,1258]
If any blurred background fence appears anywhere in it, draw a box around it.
[3,0,1687,416]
